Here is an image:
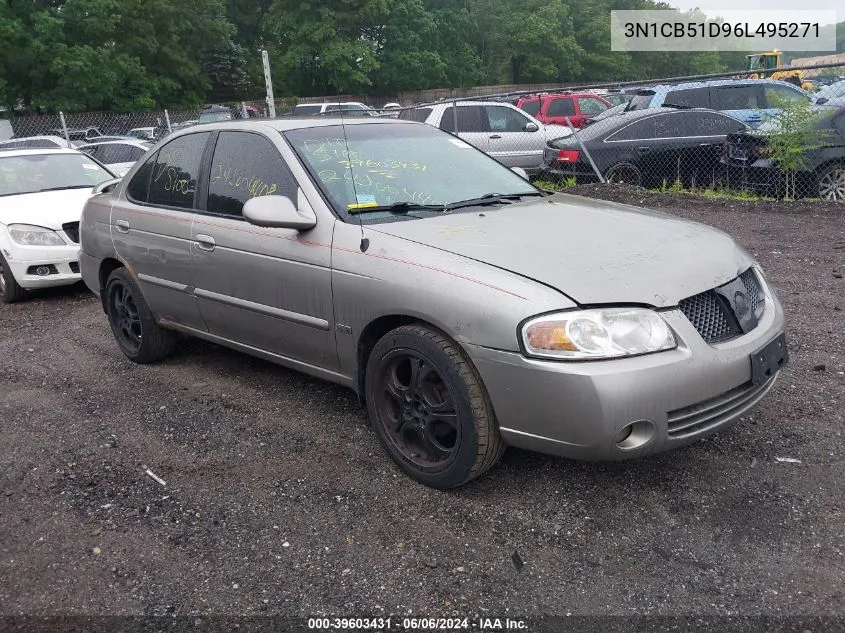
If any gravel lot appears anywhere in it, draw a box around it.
[1,185,844,625]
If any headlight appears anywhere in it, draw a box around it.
[7,224,67,246]
[521,308,677,360]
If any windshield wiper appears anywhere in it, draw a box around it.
[443,191,542,211]
[346,201,446,215]
[35,185,93,193]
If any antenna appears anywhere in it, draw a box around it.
[338,109,369,252]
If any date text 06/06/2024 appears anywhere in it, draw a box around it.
[306,617,529,630]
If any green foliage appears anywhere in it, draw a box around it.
[0,0,233,111]
[532,177,577,191]
[764,95,830,199]
[1,0,843,111]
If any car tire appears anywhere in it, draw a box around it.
[816,163,845,202]
[0,253,27,304]
[605,163,642,186]
[105,268,177,363]
[365,324,504,489]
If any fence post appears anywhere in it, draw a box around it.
[564,116,605,184]
[164,109,172,134]
[59,111,70,146]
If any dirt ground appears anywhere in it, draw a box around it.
[1,184,844,626]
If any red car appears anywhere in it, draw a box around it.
[516,93,612,128]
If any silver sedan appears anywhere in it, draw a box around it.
[78,117,788,488]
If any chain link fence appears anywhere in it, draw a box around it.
[2,64,844,201]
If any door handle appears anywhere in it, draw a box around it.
[489,134,502,139]
[195,234,216,251]
[115,219,130,233]
[637,146,650,154]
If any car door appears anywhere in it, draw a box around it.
[713,84,765,128]
[112,132,211,330]
[437,105,490,154]
[540,96,576,126]
[482,105,545,168]
[190,130,338,371]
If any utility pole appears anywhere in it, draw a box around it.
[262,50,276,118]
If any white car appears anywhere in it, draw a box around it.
[0,148,116,303]
[291,101,378,117]
[399,100,573,174]
[77,140,152,177]
[0,135,74,150]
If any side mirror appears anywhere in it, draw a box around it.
[92,178,121,195]
[524,122,540,132]
[816,97,829,105]
[511,167,529,180]
[243,195,317,230]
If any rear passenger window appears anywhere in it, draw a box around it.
[398,107,432,122]
[519,100,541,117]
[146,132,210,209]
[663,88,710,109]
[715,86,761,110]
[206,132,298,217]
[439,106,490,133]
[126,151,156,202]
[546,98,575,117]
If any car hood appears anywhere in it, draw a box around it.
[0,188,94,229]
[368,193,753,307]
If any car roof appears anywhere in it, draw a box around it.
[0,134,68,144]
[0,147,82,157]
[640,78,805,93]
[165,118,417,138]
[79,139,150,147]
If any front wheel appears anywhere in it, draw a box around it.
[105,268,177,363]
[365,324,504,489]
[817,163,845,202]
[0,253,27,303]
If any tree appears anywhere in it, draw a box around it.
[264,0,390,96]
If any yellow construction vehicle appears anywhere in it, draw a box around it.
[744,51,814,91]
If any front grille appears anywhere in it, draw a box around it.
[667,376,777,439]
[678,291,736,342]
[69,262,80,274]
[62,222,80,243]
[739,268,764,317]
[679,268,766,343]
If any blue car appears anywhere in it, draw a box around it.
[625,79,820,128]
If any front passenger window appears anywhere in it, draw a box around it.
[207,132,298,217]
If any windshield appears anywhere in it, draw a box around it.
[0,153,114,197]
[285,123,538,223]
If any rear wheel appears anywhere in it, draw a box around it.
[105,268,177,363]
[0,253,27,304]
[365,324,504,489]
[605,163,642,186]
[817,163,845,202]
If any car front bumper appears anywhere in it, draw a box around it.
[2,243,82,289]
[464,289,786,461]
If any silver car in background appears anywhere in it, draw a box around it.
[78,118,788,488]
[399,100,573,174]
